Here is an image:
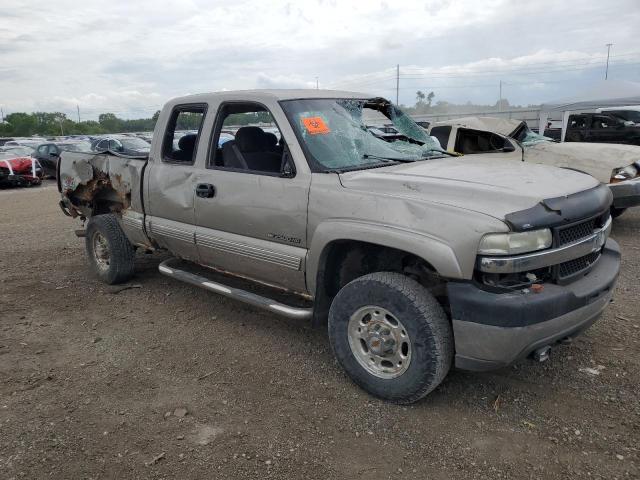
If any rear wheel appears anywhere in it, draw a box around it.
[328,272,453,404]
[85,214,136,284]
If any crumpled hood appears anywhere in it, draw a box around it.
[339,155,598,221]
[432,116,522,137]
[524,141,640,183]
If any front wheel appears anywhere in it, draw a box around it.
[328,272,453,404]
[85,214,136,284]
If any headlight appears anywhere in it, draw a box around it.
[611,164,638,183]
[478,229,552,256]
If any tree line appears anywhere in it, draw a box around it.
[0,111,160,137]
[0,110,162,137]
[0,109,279,137]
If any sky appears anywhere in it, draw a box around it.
[1,0,639,120]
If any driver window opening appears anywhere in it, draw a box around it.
[209,102,289,175]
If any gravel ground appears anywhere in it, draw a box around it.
[1,182,638,479]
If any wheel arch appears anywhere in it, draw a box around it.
[307,221,463,327]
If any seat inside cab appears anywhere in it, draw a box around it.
[212,103,285,174]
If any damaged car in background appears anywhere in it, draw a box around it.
[58,90,619,404]
[0,149,43,187]
[428,117,640,218]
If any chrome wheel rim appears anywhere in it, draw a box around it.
[92,232,110,272]
[347,306,412,379]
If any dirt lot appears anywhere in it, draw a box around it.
[1,182,638,479]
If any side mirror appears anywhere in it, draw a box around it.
[502,144,516,153]
[50,152,58,157]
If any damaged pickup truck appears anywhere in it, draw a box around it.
[58,90,620,403]
[428,117,640,218]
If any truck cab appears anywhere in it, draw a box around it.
[565,112,640,145]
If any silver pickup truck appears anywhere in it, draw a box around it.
[58,90,620,403]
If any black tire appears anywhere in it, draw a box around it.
[328,272,453,404]
[610,207,627,219]
[85,214,136,284]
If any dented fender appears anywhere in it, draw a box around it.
[305,220,465,294]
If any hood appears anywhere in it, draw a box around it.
[432,117,523,137]
[524,141,640,183]
[339,155,599,221]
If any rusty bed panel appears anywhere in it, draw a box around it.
[58,151,154,249]
[59,151,146,214]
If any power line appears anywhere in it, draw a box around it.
[400,50,640,73]
[329,52,640,88]
[329,59,640,90]
[397,59,640,79]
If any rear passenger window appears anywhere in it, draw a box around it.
[162,105,207,164]
[430,126,451,149]
[568,115,587,129]
[208,102,289,176]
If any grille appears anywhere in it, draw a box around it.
[557,219,596,246]
[558,251,601,279]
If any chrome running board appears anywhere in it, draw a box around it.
[158,258,313,320]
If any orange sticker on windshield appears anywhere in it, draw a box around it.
[302,116,330,135]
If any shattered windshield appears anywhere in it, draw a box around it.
[281,98,445,171]
[520,130,555,145]
[511,123,555,146]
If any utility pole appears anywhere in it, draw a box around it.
[315,76,319,89]
[77,105,81,123]
[499,80,503,112]
[605,43,613,80]
[395,64,399,105]
[0,107,4,123]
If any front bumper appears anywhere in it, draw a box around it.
[609,178,640,209]
[0,173,41,187]
[448,239,620,371]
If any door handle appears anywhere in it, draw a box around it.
[196,183,216,198]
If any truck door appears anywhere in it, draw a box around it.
[193,100,310,292]
[143,104,207,262]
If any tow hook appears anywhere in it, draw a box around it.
[532,346,551,362]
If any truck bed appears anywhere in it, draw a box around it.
[58,150,147,219]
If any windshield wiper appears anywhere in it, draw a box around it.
[420,148,456,158]
[325,160,399,174]
[362,153,415,163]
